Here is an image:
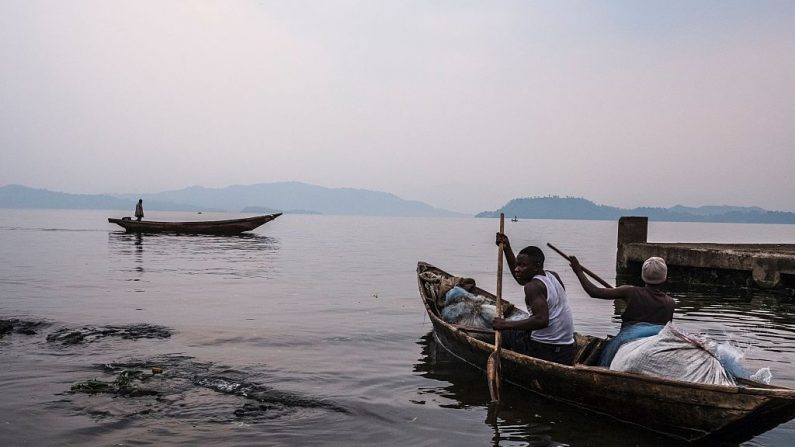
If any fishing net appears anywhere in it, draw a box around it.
[440,287,528,330]
[418,271,476,309]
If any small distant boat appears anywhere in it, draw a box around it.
[108,213,281,235]
[511,216,518,222]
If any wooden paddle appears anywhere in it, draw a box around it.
[487,213,505,403]
[546,243,614,288]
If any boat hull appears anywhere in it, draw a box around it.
[417,261,795,442]
[108,213,281,234]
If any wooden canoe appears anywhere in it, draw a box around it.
[108,213,281,234]
[416,261,795,442]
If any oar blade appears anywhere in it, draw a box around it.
[486,350,501,403]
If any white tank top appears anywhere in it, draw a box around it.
[530,271,574,345]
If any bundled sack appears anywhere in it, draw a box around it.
[441,286,528,330]
[418,271,477,309]
[610,323,736,386]
[611,323,773,386]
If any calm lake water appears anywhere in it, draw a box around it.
[1,209,795,446]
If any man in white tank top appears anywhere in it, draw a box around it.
[492,233,575,365]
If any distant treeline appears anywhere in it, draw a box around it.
[476,196,795,224]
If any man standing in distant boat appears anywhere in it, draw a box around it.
[491,233,575,365]
[135,199,144,221]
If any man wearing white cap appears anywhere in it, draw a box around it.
[569,256,675,367]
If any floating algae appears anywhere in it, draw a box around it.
[47,323,172,345]
[71,369,160,397]
[0,318,50,338]
[194,375,346,413]
[67,354,347,423]
[0,320,10,337]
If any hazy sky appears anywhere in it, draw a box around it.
[1,1,793,214]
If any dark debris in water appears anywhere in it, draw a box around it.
[0,320,11,337]
[68,354,347,423]
[0,318,50,338]
[46,323,172,345]
[71,369,161,397]
[233,403,272,417]
[193,375,347,413]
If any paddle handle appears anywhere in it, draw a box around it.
[496,214,505,317]
[546,243,614,289]
[488,213,505,403]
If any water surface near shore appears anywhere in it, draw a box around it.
[1,210,794,446]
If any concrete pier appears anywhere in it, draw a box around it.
[616,216,795,295]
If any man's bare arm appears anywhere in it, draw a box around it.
[492,280,549,331]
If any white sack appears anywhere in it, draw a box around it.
[610,323,735,386]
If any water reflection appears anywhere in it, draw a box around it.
[107,232,280,280]
[413,333,675,447]
[672,289,795,359]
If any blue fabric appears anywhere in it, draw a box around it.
[444,286,470,305]
[715,344,751,380]
[598,323,665,367]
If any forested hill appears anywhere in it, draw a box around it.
[476,196,795,224]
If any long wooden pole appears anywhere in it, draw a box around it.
[546,243,614,289]
[487,213,505,402]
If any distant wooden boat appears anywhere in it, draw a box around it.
[108,213,281,234]
[416,261,795,443]
[511,216,518,222]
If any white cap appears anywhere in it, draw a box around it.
[641,257,667,284]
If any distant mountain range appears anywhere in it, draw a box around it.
[0,184,205,212]
[2,185,793,223]
[476,196,795,224]
[0,183,462,217]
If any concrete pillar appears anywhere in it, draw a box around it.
[751,258,782,289]
[617,216,648,271]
